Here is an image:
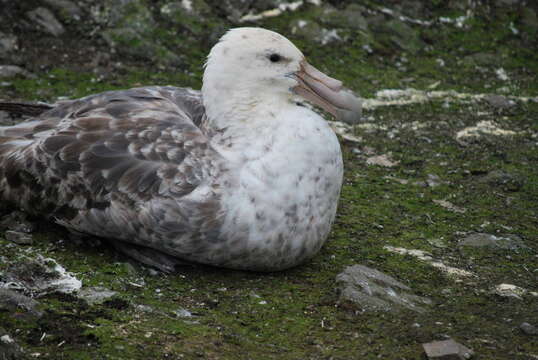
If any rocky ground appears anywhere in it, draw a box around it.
[1,0,537,359]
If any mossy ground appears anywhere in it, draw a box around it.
[1,1,537,359]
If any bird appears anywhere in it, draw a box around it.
[0,27,362,272]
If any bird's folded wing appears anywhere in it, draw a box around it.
[0,87,223,254]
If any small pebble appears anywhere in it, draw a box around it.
[173,308,193,318]
[423,339,473,359]
[5,230,33,245]
[0,334,14,344]
[519,322,537,336]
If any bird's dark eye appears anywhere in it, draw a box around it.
[269,53,281,63]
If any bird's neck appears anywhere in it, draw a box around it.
[201,72,295,130]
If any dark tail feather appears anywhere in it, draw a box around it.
[0,102,54,117]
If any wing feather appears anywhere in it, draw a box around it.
[0,86,225,260]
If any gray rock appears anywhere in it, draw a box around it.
[135,304,154,313]
[426,174,443,187]
[481,170,524,192]
[423,339,474,359]
[26,7,66,37]
[160,0,211,34]
[2,255,81,295]
[101,27,180,66]
[172,308,193,318]
[494,283,528,298]
[0,211,36,233]
[0,32,18,57]
[321,5,369,32]
[147,268,160,276]
[0,289,43,318]
[459,233,528,250]
[0,65,31,79]
[104,0,155,30]
[519,322,537,336]
[208,0,252,21]
[289,19,343,45]
[100,0,181,66]
[462,53,499,67]
[374,19,425,54]
[427,238,448,248]
[366,154,399,167]
[4,231,33,245]
[0,330,24,360]
[484,95,516,109]
[336,265,431,313]
[42,0,82,21]
[78,286,118,305]
[290,20,323,42]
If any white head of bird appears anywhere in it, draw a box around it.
[202,27,361,129]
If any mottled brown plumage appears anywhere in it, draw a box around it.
[1,87,224,271]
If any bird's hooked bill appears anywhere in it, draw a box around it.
[293,60,362,125]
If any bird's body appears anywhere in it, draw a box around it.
[0,28,360,271]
